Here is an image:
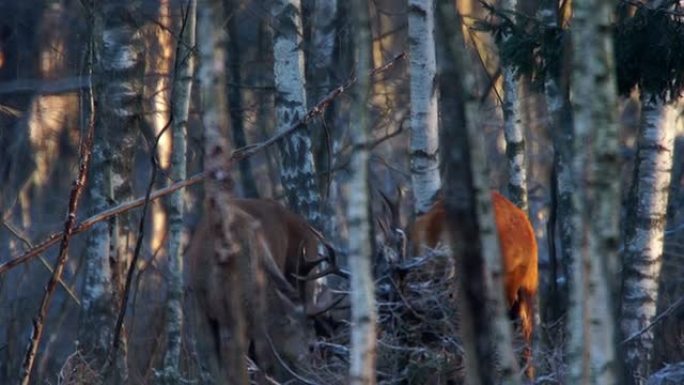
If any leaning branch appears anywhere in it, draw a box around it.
[0,173,205,276]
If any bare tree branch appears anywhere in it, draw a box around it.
[0,53,406,278]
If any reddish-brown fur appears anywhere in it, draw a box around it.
[230,199,329,301]
[188,199,334,382]
[410,191,538,377]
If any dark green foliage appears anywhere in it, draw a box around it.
[615,2,684,102]
[480,1,684,101]
[474,2,564,92]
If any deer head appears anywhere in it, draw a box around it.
[188,199,345,382]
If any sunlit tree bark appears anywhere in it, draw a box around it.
[621,96,676,385]
[653,134,684,368]
[159,1,195,383]
[148,0,174,262]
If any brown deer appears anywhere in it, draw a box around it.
[409,191,538,378]
[188,199,343,383]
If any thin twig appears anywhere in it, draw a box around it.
[111,0,191,373]
[0,221,80,305]
[231,52,406,162]
[109,109,171,363]
[0,173,205,276]
[622,296,684,344]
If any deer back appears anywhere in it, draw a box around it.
[408,191,538,377]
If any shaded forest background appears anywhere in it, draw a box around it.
[0,0,683,384]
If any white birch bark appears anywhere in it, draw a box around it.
[348,0,376,383]
[409,0,441,215]
[621,96,676,385]
[159,0,195,382]
[80,114,116,373]
[80,3,143,383]
[570,0,621,383]
[501,69,528,211]
[585,6,620,384]
[499,0,528,212]
[271,0,321,226]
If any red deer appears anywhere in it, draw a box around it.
[188,199,343,383]
[410,191,538,378]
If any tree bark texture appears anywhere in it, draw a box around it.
[621,96,676,385]
[348,0,377,384]
[80,2,144,383]
[159,0,195,382]
[409,0,441,215]
[538,0,574,343]
[271,0,321,227]
[147,0,174,262]
[569,0,621,383]
[308,0,338,238]
[499,0,529,213]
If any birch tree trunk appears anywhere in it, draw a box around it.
[409,0,441,215]
[499,0,528,212]
[79,5,115,374]
[348,0,376,383]
[149,0,174,258]
[197,1,249,383]
[309,0,338,237]
[271,0,321,226]
[80,2,143,383]
[538,0,573,323]
[569,0,621,383]
[653,135,684,367]
[226,0,259,198]
[159,1,195,382]
[621,96,676,385]
[436,1,521,384]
